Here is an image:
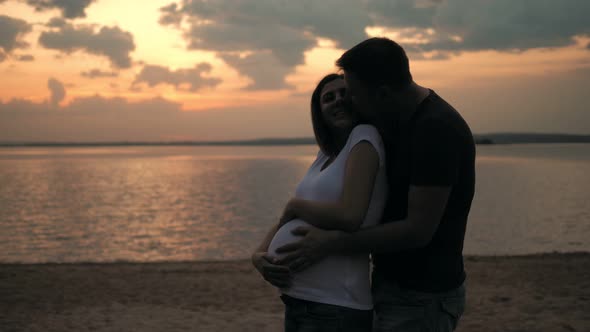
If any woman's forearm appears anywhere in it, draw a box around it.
[285,142,378,233]
[289,198,363,232]
[326,185,452,255]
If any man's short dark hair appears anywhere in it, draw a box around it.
[336,37,412,90]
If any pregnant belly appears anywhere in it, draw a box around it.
[267,219,315,259]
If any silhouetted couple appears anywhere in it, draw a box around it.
[253,37,475,332]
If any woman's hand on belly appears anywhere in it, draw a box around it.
[252,252,292,288]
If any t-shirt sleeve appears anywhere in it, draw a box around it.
[347,124,386,167]
[410,119,459,186]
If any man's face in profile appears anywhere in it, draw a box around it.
[343,71,378,121]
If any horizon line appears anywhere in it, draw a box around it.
[1,132,590,147]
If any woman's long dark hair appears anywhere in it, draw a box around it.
[310,73,344,156]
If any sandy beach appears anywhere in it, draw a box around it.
[1,253,589,332]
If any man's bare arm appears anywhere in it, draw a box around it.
[332,185,450,253]
[276,185,451,270]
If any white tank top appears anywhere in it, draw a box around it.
[267,124,388,310]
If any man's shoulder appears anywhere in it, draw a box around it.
[416,91,459,122]
[414,91,471,136]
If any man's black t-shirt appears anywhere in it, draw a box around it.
[372,90,476,293]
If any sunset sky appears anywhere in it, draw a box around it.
[1,0,589,142]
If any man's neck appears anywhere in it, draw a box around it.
[380,82,430,120]
[404,82,430,107]
[380,82,430,116]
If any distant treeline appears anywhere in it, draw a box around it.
[474,133,590,144]
[0,138,316,147]
[1,133,590,147]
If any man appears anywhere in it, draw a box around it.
[257,37,475,331]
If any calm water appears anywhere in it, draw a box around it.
[0,144,589,263]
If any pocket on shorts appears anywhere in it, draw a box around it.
[440,297,464,319]
[438,298,465,331]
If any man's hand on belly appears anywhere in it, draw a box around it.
[275,227,342,272]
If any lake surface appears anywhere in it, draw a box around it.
[0,144,588,263]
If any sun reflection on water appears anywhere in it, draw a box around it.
[0,144,588,263]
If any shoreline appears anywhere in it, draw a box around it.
[2,253,589,331]
[2,251,589,266]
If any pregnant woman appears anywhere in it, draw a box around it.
[252,73,388,332]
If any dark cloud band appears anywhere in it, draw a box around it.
[81,69,118,78]
[159,0,590,90]
[25,0,96,19]
[39,22,136,68]
[0,15,32,53]
[132,63,221,92]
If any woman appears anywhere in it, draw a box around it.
[252,73,388,332]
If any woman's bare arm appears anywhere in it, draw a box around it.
[281,141,379,232]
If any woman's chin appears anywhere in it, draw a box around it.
[331,119,356,130]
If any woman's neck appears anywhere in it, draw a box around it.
[330,126,353,155]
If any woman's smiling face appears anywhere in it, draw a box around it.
[319,78,357,130]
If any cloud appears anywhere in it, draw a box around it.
[16,54,34,61]
[0,96,185,142]
[39,22,135,68]
[160,0,370,89]
[81,68,118,78]
[2,67,590,142]
[159,3,183,26]
[158,0,590,89]
[132,63,221,92]
[0,51,5,62]
[25,0,96,19]
[47,17,67,28]
[367,0,590,55]
[220,52,294,90]
[433,0,590,52]
[47,77,65,106]
[0,98,50,114]
[64,95,181,114]
[0,95,311,142]
[182,15,314,67]
[367,0,439,29]
[0,15,32,54]
[0,69,308,142]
